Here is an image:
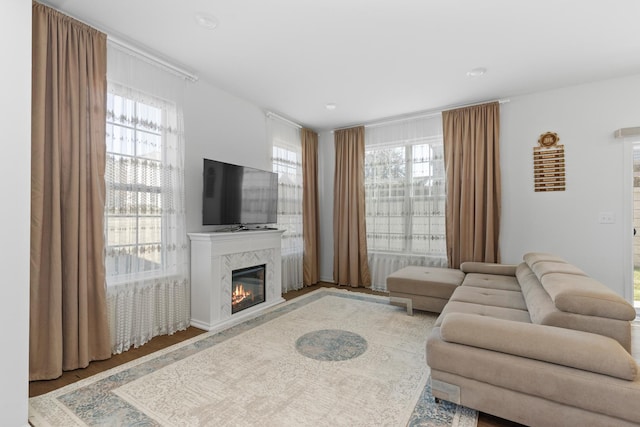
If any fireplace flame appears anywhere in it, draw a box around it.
[232,283,252,305]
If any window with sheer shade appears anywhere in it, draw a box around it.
[103,54,190,354]
[105,92,165,278]
[269,117,304,293]
[364,115,448,290]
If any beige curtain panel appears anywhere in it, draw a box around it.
[31,2,111,380]
[302,128,320,286]
[442,102,502,269]
[333,126,371,287]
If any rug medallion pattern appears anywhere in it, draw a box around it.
[29,289,478,427]
[295,329,368,361]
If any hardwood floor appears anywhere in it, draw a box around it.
[29,326,206,398]
[29,283,639,427]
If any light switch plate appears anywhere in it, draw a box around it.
[598,212,615,224]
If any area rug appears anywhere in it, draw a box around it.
[29,289,478,427]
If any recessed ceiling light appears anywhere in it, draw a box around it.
[195,13,218,30]
[325,103,337,110]
[466,67,487,78]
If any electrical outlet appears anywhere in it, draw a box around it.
[598,212,615,224]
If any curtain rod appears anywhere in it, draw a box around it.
[332,98,510,132]
[266,111,302,129]
[37,1,199,82]
[108,37,199,82]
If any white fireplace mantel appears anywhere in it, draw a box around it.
[188,230,285,331]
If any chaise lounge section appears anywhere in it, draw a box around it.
[393,252,639,426]
[387,266,465,313]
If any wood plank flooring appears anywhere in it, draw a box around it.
[29,283,639,427]
[28,326,206,398]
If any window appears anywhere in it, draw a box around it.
[269,116,304,292]
[105,44,189,355]
[364,138,446,255]
[272,145,299,178]
[272,143,303,255]
[105,90,169,282]
[364,115,447,289]
[272,144,303,242]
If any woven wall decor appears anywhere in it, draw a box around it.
[533,132,565,192]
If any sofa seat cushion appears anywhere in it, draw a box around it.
[449,286,528,311]
[386,266,465,299]
[461,273,521,292]
[435,300,531,327]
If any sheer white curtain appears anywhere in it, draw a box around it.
[364,115,448,291]
[105,43,190,354]
[268,115,304,293]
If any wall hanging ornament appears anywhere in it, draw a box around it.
[533,132,565,192]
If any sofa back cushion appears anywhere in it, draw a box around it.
[523,252,636,322]
[519,255,635,351]
[439,313,638,381]
[530,261,587,279]
[460,262,517,276]
[516,263,558,324]
[541,273,636,321]
[522,252,568,267]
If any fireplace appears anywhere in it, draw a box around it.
[189,230,284,331]
[232,264,266,314]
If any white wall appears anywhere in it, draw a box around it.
[317,74,640,297]
[183,81,270,233]
[501,73,640,297]
[0,1,31,426]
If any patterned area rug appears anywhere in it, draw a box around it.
[29,289,478,427]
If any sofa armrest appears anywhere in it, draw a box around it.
[459,262,517,276]
[439,313,638,381]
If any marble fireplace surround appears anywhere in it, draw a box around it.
[188,230,285,331]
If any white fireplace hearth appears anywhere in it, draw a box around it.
[188,230,285,331]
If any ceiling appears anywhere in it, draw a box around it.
[42,0,640,131]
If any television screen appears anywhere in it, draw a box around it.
[202,158,278,226]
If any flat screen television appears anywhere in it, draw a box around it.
[202,158,278,226]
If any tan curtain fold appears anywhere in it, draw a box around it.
[333,126,371,287]
[30,2,111,380]
[301,128,320,286]
[442,102,501,269]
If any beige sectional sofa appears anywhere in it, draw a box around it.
[425,252,639,427]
